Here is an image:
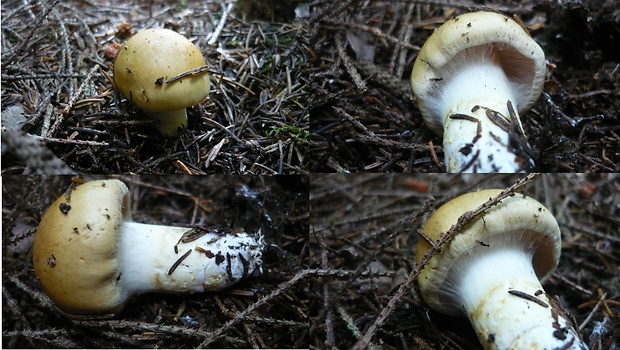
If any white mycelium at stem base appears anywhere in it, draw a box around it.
[33,179,263,316]
[439,45,532,172]
[117,222,263,299]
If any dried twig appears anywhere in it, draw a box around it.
[335,35,366,92]
[207,1,233,45]
[1,130,77,174]
[199,269,312,347]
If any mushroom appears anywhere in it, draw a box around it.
[416,189,587,349]
[411,12,546,172]
[32,179,263,316]
[113,28,211,137]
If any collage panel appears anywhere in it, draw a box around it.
[309,1,619,173]
[3,1,311,348]
[2,1,309,175]
[2,0,620,349]
[2,175,309,347]
[309,174,618,348]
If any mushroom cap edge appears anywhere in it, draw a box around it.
[410,11,546,135]
[415,189,561,315]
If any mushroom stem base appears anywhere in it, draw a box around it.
[443,100,533,173]
[117,222,264,299]
[145,108,188,137]
[459,249,586,350]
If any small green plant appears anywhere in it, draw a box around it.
[261,57,274,72]
[267,125,309,139]
[278,35,294,45]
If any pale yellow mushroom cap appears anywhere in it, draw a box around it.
[113,28,210,136]
[33,180,131,315]
[114,28,210,112]
[416,189,561,315]
[411,12,546,135]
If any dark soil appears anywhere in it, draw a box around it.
[309,0,620,172]
[309,173,619,349]
[2,175,309,348]
[2,0,310,174]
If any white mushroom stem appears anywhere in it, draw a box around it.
[146,109,188,137]
[116,222,263,302]
[439,46,533,172]
[458,249,587,350]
